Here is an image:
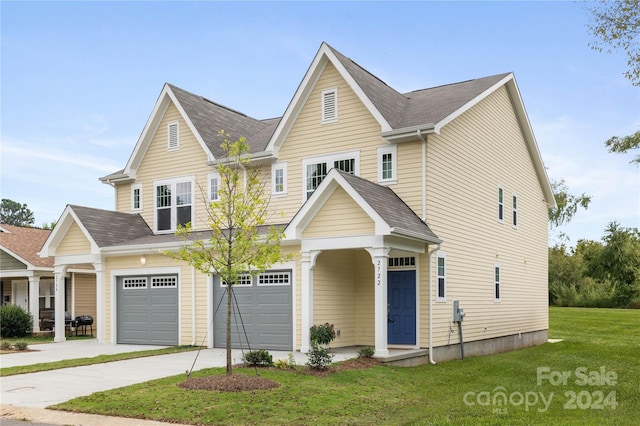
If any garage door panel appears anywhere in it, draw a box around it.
[213,271,292,351]
[117,275,178,345]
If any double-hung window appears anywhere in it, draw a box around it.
[494,263,501,302]
[155,177,193,232]
[378,145,397,183]
[498,186,504,223]
[209,172,220,202]
[437,253,446,302]
[131,183,142,212]
[272,162,287,196]
[303,151,359,199]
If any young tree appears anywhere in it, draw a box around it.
[0,199,35,227]
[167,131,289,375]
[548,179,591,242]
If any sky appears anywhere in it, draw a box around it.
[1,0,638,246]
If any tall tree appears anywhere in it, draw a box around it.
[605,130,640,164]
[548,180,591,241]
[587,0,640,86]
[166,131,289,375]
[0,199,35,227]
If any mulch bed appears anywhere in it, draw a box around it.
[178,357,382,392]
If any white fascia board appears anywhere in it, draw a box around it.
[390,228,442,245]
[433,73,514,134]
[40,206,100,257]
[381,125,437,143]
[55,254,102,266]
[0,247,31,269]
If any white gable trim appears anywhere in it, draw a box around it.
[284,169,392,241]
[40,206,100,257]
[0,247,31,270]
[122,84,215,178]
[266,43,392,153]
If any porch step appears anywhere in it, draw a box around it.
[375,349,430,367]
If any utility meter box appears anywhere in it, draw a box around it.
[453,299,465,322]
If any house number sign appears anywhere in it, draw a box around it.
[376,259,381,286]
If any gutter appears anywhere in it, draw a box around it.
[428,243,442,365]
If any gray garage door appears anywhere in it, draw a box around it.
[213,270,292,351]
[117,275,178,345]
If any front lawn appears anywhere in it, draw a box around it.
[52,307,639,425]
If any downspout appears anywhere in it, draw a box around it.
[428,243,441,365]
[417,130,428,222]
[191,266,196,346]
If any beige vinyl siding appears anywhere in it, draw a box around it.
[118,103,214,232]
[102,254,210,345]
[57,222,91,255]
[425,85,549,348]
[73,273,97,332]
[270,62,384,222]
[302,187,374,238]
[0,250,26,270]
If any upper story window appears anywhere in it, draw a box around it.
[321,88,338,123]
[437,252,446,302]
[494,263,501,302]
[512,193,518,228]
[378,145,397,184]
[272,162,287,196]
[131,183,142,212]
[303,151,359,200]
[154,176,193,233]
[168,121,179,150]
[498,186,504,223]
[209,172,220,202]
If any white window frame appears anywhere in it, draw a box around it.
[272,162,287,196]
[154,176,194,234]
[220,274,252,287]
[167,121,179,151]
[512,193,518,229]
[131,183,142,212]
[494,263,501,302]
[321,87,338,123]
[498,186,504,223]
[123,277,148,290]
[302,150,359,201]
[436,252,446,302]
[257,271,291,286]
[377,145,397,184]
[208,172,221,202]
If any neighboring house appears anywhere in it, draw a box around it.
[41,43,555,362]
[0,224,96,333]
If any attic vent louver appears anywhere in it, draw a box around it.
[321,88,337,123]
[168,121,179,150]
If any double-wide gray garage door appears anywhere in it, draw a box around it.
[117,275,178,345]
[213,270,292,351]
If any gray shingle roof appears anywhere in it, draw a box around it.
[168,84,279,156]
[336,171,440,243]
[69,205,153,248]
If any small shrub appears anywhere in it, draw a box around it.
[274,358,289,369]
[0,341,11,350]
[358,346,375,358]
[14,341,28,351]
[310,323,336,345]
[306,340,334,370]
[0,305,33,338]
[287,352,297,367]
[243,349,273,367]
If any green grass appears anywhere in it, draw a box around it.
[52,308,640,425]
[0,346,199,376]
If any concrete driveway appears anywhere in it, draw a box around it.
[0,339,357,425]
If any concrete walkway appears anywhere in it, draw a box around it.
[0,339,357,425]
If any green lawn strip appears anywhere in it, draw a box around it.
[51,308,639,425]
[0,345,199,376]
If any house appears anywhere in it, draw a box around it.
[0,224,96,333]
[40,43,555,363]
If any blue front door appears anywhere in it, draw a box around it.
[387,270,416,345]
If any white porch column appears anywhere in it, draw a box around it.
[53,265,68,342]
[28,273,40,332]
[366,247,391,357]
[94,261,104,343]
[300,250,321,353]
